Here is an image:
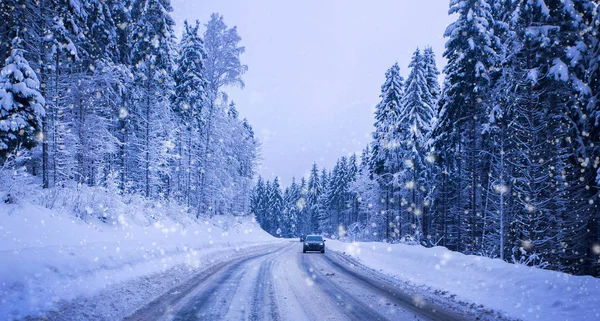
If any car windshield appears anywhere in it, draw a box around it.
[305,236,322,242]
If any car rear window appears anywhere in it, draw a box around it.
[306,236,323,241]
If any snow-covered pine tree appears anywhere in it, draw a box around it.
[262,179,273,232]
[422,47,441,109]
[556,0,600,276]
[497,0,584,270]
[370,63,404,242]
[398,48,438,243]
[297,177,309,236]
[267,177,284,236]
[0,38,45,161]
[481,59,514,260]
[71,60,130,187]
[307,162,322,234]
[0,1,14,64]
[218,102,258,216]
[345,154,359,228]
[579,1,600,276]
[350,147,384,241]
[129,0,177,198]
[420,47,442,245]
[44,0,89,188]
[439,0,500,253]
[480,0,515,260]
[250,176,268,226]
[544,0,599,275]
[81,0,120,62]
[429,79,454,248]
[235,117,259,215]
[173,19,208,208]
[282,177,301,237]
[327,159,343,237]
[317,168,331,234]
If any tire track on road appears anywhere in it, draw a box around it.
[125,243,288,321]
[249,256,279,321]
[172,258,249,321]
[319,250,468,321]
[299,252,389,321]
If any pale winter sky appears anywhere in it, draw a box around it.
[171,0,455,185]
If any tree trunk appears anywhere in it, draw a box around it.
[145,71,151,198]
[197,99,216,218]
[457,138,463,252]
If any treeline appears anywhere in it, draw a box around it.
[252,0,600,276]
[0,1,258,216]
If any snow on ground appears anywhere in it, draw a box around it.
[0,184,277,320]
[326,240,600,321]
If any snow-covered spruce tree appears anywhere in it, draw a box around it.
[398,48,438,243]
[0,1,14,64]
[3,0,133,191]
[0,40,46,162]
[559,0,600,276]
[2,0,83,188]
[217,102,258,216]
[267,177,284,236]
[492,0,593,272]
[345,154,359,230]
[349,147,384,241]
[261,179,274,232]
[68,0,133,188]
[317,168,331,234]
[235,117,259,215]
[71,60,131,188]
[129,0,177,198]
[438,0,500,253]
[44,1,89,188]
[306,162,322,234]
[195,101,255,216]
[422,47,441,104]
[326,158,346,237]
[81,0,120,62]
[481,55,515,260]
[477,0,514,260]
[369,63,404,242]
[429,78,456,248]
[250,176,268,226]
[547,0,600,275]
[292,177,308,236]
[173,20,209,208]
[420,47,442,245]
[16,1,126,190]
[282,177,301,237]
[580,1,600,276]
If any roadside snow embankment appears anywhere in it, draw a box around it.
[0,185,277,320]
[327,240,600,321]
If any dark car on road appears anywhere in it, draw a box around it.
[303,235,325,253]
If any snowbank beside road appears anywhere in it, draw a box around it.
[0,188,277,320]
[327,240,600,321]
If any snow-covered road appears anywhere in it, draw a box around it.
[126,241,471,321]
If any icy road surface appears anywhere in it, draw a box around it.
[126,241,469,321]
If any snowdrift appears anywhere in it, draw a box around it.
[0,184,276,320]
[327,240,600,321]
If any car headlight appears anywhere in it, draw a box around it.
[319,242,323,246]
[304,242,308,246]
